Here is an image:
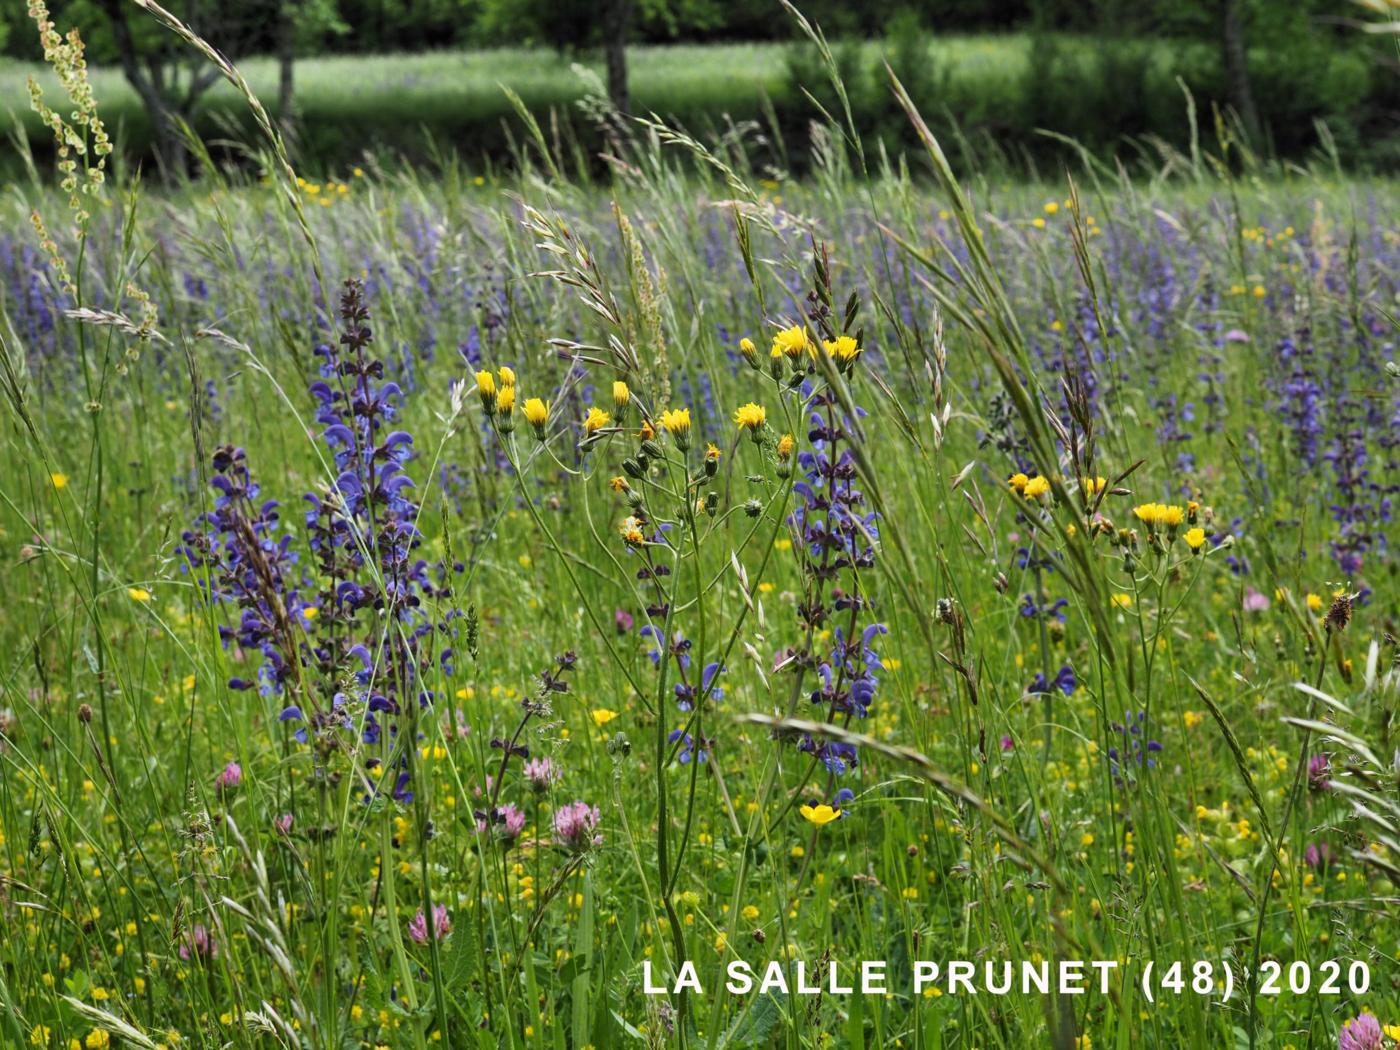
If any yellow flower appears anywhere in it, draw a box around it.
[591,708,618,726]
[495,384,515,415]
[475,370,496,411]
[1306,592,1323,612]
[30,1025,51,1046]
[660,407,691,436]
[1183,710,1203,729]
[612,380,630,408]
[1383,1024,1400,1042]
[127,587,152,602]
[301,606,318,621]
[497,365,516,388]
[799,804,841,826]
[741,905,759,921]
[609,476,629,493]
[705,443,721,463]
[1044,201,1059,215]
[85,1031,110,1050]
[583,407,611,436]
[50,472,68,489]
[733,402,766,432]
[771,325,813,359]
[1081,475,1106,496]
[1110,593,1133,609]
[1022,476,1051,499]
[822,335,861,362]
[523,397,549,435]
[1184,527,1206,550]
[639,419,655,441]
[1007,472,1029,493]
[620,516,645,546]
[776,433,794,459]
[738,337,758,365]
[1133,502,1184,532]
[1031,217,1046,229]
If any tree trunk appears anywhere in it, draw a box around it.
[1221,0,1262,148]
[96,0,188,176]
[277,1,295,127]
[602,0,631,115]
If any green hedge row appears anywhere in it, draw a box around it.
[4,33,1396,180]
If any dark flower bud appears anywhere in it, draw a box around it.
[622,458,645,479]
[744,499,763,517]
[77,704,93,724]
[1325,593,1352,633]
[640,440,664,459]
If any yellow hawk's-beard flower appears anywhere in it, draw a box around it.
[733,402,766,433]
[771,325,813,359]
[523,397,549,437]
[661,407,692,450]
[823,335,861,363]
[475,370,496,412]
[583,406,611,436]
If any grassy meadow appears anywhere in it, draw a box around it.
[2,10,1400,1050]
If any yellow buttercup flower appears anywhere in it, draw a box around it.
[50,472,68,489]
[591,708,618,727]
[799,804,841,826]
[583,407,611,436]
[733,402,766,432]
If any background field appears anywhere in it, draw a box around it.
[2,2,1400,1049]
